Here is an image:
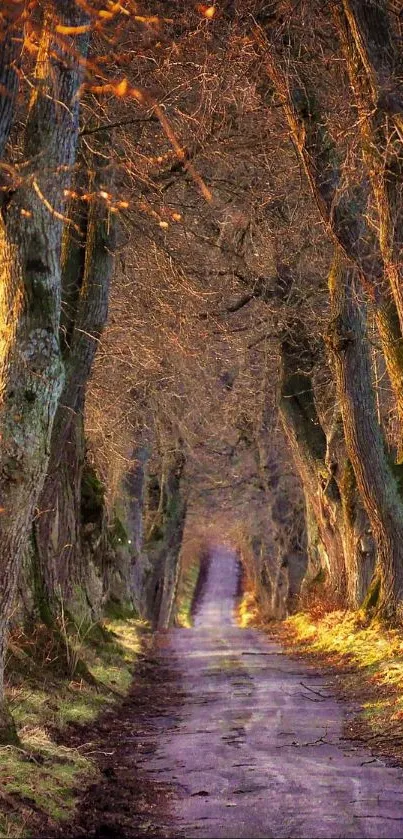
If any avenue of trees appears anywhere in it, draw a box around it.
[1,0,403,741]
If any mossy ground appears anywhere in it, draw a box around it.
[237,587,260,628]
[276,609,403,764]
[175,562,201,628]
[0,616,147,837]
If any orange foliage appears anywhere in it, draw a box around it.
[197,4,216,19]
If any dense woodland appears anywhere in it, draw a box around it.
[0,0,403,745]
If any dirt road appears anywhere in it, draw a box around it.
[135,546,403,838]
[61,546,403,839]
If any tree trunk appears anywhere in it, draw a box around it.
[0,1,24,159]
[334,0,403,331]
[33,412,85,623]
[33,157,116,620]
[0,1,88,741]
[124,443,152,614]
[302,493,328,587]
[265,53,403,453]
[278,320,347,598]
[325,406,375,605]
[327,255,403,616]
[144,444,188,628]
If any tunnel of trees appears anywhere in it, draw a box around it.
[0,0,403,744]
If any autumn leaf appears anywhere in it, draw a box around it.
[55,24,91,35]
[197,4,216,19]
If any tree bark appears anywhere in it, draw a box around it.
[327,254,403,616]
[325,404,375,605]
[0,1,24,160]
[124,443,152,615]
[265,53,403,451]
[33,157,116,620]
[144,443,188,628]
[333,1,403,320]
[0,1,88,740]
[278,320,347,597]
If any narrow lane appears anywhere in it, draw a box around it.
[137,546,403,838]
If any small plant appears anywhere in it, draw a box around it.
[2,613,144,835]
[58,589,97,680]
[176,562,201,628]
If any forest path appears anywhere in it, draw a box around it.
[135,546,403,838]
[58,548,403,839]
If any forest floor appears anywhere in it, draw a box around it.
[272,608,403,769]
[5,556,403,837]
[28,547,403,839]
[0,612,149,838]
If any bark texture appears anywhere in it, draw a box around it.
[279,320,347,598]
[334,0,403,330]
[328,255,403,615]
[33,158,116,620]
[265,52,403,450]
[248,433,307,620]
[124,443,152,615]
[0,1,88,737]
[0,1,24,160]
[325,402,375,605]
[144,444,188,629]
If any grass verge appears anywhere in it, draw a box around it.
[237,586,260,628]
[276,609,403,765]
[175,548,211,628]
[1,615,147,837]
[175,562,201,628]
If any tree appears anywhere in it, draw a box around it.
[0,1,25,159]
[33,147,116,624]
[262,4,403,613]
[0,0,89,742]
[328,253,403,615]
[264,44,403,449]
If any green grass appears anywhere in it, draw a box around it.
[0,616,147,837]
[285,610,403,677]
[176,562,201,628]
[280,610,403,755]
[0,731,93,824]
[237,588,260,628]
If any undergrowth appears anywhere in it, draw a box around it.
[279,608,403,763]
[1,616,147,837]
[237,572,403,765]
[175,562,201,627]
[237,586,260,628]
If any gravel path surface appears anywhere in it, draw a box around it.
[137,545,403,838]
